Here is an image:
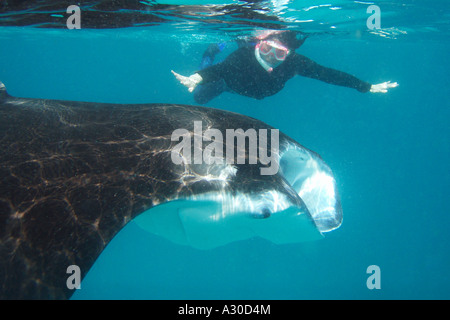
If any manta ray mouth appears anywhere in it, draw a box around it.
[278,145,343,233]
[133,142,343,249]
[134,143,342,249]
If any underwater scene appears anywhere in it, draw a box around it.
[0,0,449,300]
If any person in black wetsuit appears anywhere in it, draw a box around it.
[172,30,398,104]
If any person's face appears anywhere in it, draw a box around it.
[258,40,290,67]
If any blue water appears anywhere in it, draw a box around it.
[1,1,449,299]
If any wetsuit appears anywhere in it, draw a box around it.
[194,45,372,104]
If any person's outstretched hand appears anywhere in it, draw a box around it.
[370,81,399,93]
[171,70,203,93]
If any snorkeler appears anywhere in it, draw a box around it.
[171,30,398,104]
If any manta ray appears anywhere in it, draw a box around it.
[0,81,342,299]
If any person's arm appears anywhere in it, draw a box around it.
[172,47,248,93]
[369,81,398,93]
[171,63,227,93]
[171,71,203,92]
[294,54,398,93]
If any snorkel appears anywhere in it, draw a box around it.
[253,29,307,73]
[255,42,275,72]
[255,40,290,73]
